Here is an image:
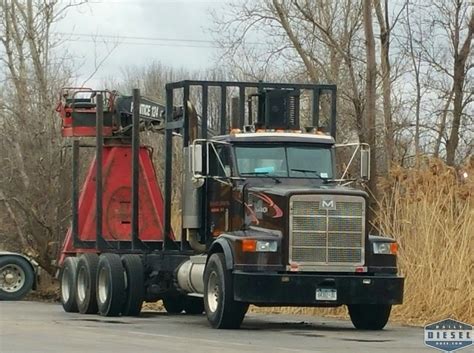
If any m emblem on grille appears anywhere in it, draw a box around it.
[320,199,336,210]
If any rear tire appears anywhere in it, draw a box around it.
[0,255,34,301]
[203,253,248,329]
[76,253,99,314]
[59,257,79,312]
[348,304,392,330]
[96,253,125,317]
[121,254,144,316]
[163,295,186,314]
[184,296,205,315]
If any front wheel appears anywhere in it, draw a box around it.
[348,304,392,330]
[0,255,34,301]
[203,253,248,329]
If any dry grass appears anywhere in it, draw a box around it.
[253,158,473,326]
[377,158,473,325]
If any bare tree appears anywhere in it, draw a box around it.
[363,0,378,201]
[373,0,405,169]
[0,0,82,274]
[445,0,473,165]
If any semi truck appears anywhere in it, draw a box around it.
[56,80,404,329]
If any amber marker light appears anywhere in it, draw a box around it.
[241,239,256,252]
[390,242,399,255]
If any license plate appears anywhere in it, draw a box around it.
[316,288,337,301]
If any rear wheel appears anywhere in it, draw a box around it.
[0,256,34,301]
[59,257,79,312]
[348,304,392,330]
[121,254,144,316]
[96,253,125,317]
[184,296,204,315]
[76,253,99,314]
[203,253,248,329]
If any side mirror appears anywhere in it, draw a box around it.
[360,148,370,180]
[190,144,203,176]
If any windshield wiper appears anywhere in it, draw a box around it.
[241,172,281,184]
[290,168,330,182]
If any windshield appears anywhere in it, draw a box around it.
[235,145,333,179]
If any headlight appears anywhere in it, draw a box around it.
[256,240,278,252]
[373,242,398,255]
[241,239,278,252]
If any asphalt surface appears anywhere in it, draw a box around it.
[0,301,434,353]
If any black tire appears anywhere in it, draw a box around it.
[76,253,99,314]
[59,257,79,312]
[203,253,248,329]
[162,295,186,314]
[0,255,34,301]
[96,253,125,317]
[121,254,144,316]
[348,304,392,330]
[184,296,205,315]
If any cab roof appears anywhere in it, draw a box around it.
[215,132,335,145]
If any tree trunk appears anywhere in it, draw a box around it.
[374,0,393,172]
[445,6,473,166]
[363,0,378,205]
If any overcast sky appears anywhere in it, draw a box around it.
[53,0,225,87]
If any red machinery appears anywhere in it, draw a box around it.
[56,88,117,137]
[56,89,169,265]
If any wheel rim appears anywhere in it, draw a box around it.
[0,264,25,293]
[61,266,71,302]
[97,266,109,305]
[207,271,219,313]
[77,267,87,302]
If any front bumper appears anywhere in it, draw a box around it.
[233,271,404,306]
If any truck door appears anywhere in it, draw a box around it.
[206,143,232,238]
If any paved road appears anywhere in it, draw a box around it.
[0,301,433,353]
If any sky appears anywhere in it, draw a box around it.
[53,0,226,87]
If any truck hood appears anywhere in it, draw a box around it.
[247,184,368,199]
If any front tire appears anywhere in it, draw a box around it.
[76,253,99,314]
[0,255,34,301]
[203,253,248,329]
[96,253,125,317]
[348,304,392,330]
[59,257,79,312]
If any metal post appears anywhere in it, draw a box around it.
[163,87,174,251]
[131,88,140,250]
[95,93,106,250]
[330,87,337,140]
[220,86,227,134]
[183,85,190,146]
[312,88,320,128]
[72,139,79,247]
[201,85,208,140]
[239,86,245,128]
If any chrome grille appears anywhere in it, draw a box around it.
[289,195,365,267]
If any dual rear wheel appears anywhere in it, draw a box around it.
[60,253,144,317]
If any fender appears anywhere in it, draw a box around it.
[207,236,235,270]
